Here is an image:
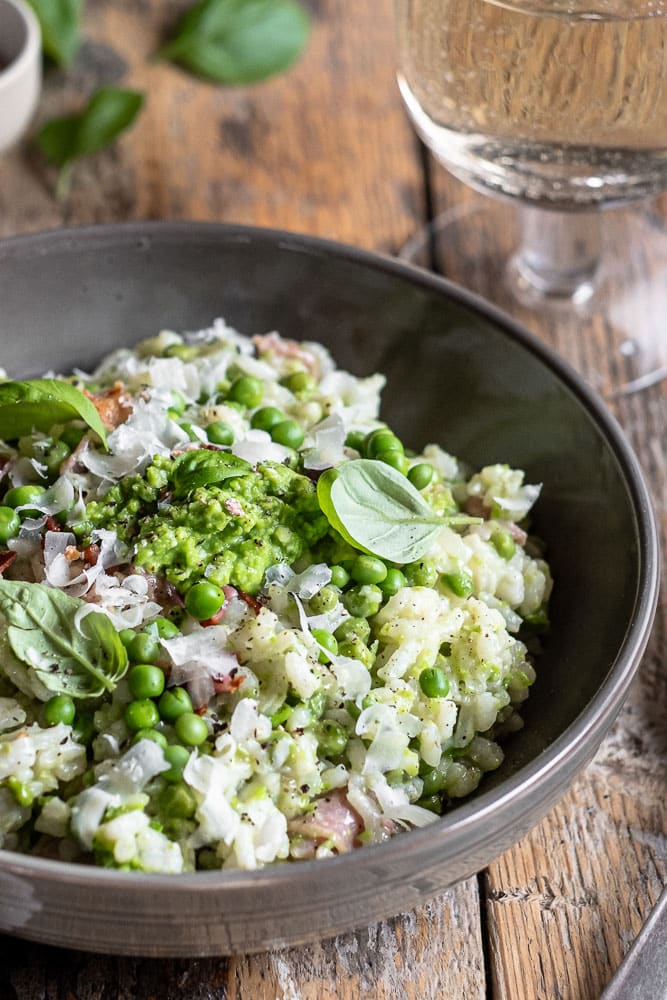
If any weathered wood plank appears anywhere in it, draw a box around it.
[230,880,486,1000]
[0,0,424,255]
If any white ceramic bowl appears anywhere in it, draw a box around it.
[0,0,41,154]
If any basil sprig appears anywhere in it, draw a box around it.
[0,378,108,447]
[318,460,478,564]
[172,449,252,496]
[159,0,310,84]
[27,0,83,67]
[0,581,128,699]
[36,87,144,197]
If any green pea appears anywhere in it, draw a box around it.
[405,560,438,587]
[329,564,350,589]
[344,431,366,454]
[132,728,168,750]
[282,370,316,395]
[251,406,284,432]
[419,667,450,699]
[149,617,180,640]
[311,628,338,663]
[124,699,160,733]
[206,421,235,446]
[270,419,305,449]
[119,628,136,650]
[417,795,444,815]
[127,632,160,665]
[380,567,406,598]
[228,375,263,408]
[185,581,225,620]
[342,584,383,619]
[378,450,409,475]
[72,711,95,745]
[491,529,516,561]
[307,691,326,719]
[408,463,435,490]
[162,744,191,783]
[128,664,166,700]
[316,719,348,758]
[158,687,193,723]
[8,777,33,808]
[335,616,371,644]
[43,695,76,727]
[365,429,403,458]
[175,712,209,747]
[165,343,197,361]
[3,484,46,517]
[60,425,86,451]
[420,767,446,797]
[43,440,70,478]
[0,506,20,544]
[308,586,339,615]
[159,783,196,819]
[339,635,375,669]
[442,570,474,598]
[350,555,388,585]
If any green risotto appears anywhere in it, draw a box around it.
[0,320,551,871]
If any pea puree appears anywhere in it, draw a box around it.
[86,457,328,594]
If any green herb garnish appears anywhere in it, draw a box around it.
[0,378,108,447]
[36,87,144,198]
[171,449,252,496]
[158,0,310,84]
[318,460,478,565]
[0,581,128,698]
[27,0,83,67]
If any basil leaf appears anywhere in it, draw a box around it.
[27,0,83,67]
[37,87,144,169]
[0,580,128,699]
[172,449,252,496]
[319,460,477,564]
[159,0,310,84]
[0,379,108,447]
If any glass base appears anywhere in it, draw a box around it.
[399,198,667,397]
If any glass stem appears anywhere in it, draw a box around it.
[509,205,602,304]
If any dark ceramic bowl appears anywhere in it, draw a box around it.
[0,223,659,956]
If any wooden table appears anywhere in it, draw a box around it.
[1,2,665,997]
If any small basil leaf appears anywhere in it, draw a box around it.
[172,449,252,496]
[27,0,83,67]
[317,469,372,555]
[159,0,310,84]
[320,460,479,564]
[37,87,144,169]
[0,580,128,699]
[0,379,108,447]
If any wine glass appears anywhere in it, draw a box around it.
[394,0,667,396]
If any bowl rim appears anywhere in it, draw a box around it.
[0,220,660,894]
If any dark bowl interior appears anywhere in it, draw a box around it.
[0,223,658,956]
[0,223,643,781]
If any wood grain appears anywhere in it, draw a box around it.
[0,0,425,254]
